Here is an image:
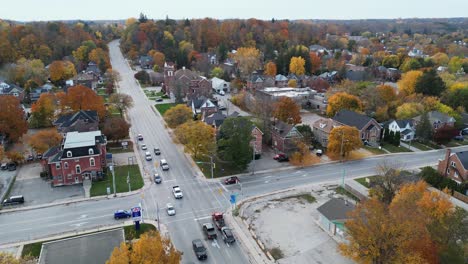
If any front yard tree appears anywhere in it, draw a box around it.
[210,67,224,79]
[0,96,27,142]
[6,151,24,164]
[415,112,433,143]
[369,161,406,204]
[326,92,363,117]
[327,126,362,158]
[163,104,192,128]
[30,93,57,128]
[290,140,319,167]
[108,93,134,117]
[101,117,131,143]
[49,60,77,84]
[218,117,253,170]
[397,70,423,96]
[175,121,215,159]
[106,230,181,264]
[264,61,277,76]
[296,124,314,145]
[28,129,63,154]
[289,56,306,75]
[273,97,302,124]
[134,70,150,85]
[62,85,106,119]
[433,125,459,144]
[232,47,261,79]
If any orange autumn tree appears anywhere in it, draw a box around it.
[0,96,27,142]
[290,140,319,167]
[61,85,106,119]
[273,97,302,124]
[264,61,277,76]
[30,93,57,128]
[326,92,363,117]
[28,129,63,153]
[106,230,181,264]
[327,126,362,159]
[49,60,77,83]
[289,56,306,75]
[340,181,465,264]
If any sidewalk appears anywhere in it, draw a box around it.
[399,141,422,152]
[345,179,369,197]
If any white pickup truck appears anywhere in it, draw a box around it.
[172,186,183,199]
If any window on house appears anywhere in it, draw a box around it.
[89,148,94,155]
[67,151,72,157]
[451,161,456,167]
[447,168,450,174]
[57,175,62,181]
[76,165,81,174]
[90,158,95,167]
[64,162,69,169]
[67,174,72,179]
[454,172,459,178]
[56,163,61,169]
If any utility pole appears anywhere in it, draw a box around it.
[251,144,256,175]
[156,202,160,231]
[340,131,345,162]
[210,156,214,179]
[110,163,116,197]
[127,171,131,192]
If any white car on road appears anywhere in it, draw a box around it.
[167,203,176,216]
[141,144,147,150]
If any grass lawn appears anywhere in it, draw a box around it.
[155,103,176,115]
[445,141,462,147]
[107,141,134,154]
[335,186,360,201]
[364,146,387,155]
[22,224,157,258]
[124,223,156,240]
[354,175,377,188]
[381,143,412,153]
[90,165,143,197]
[196,157,246,178]
[421,141,442,149]
[409,141,433,151]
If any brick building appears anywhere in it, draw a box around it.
[271,120,303,153]
[437,149,468,184]
[42,131,107,186]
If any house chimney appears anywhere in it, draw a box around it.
[443,148,452,177]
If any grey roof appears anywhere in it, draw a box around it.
[204,112,226,127]
[54,110,98,128]
[275,74,288,81]
[272,120,295,138]
[395,119,414,128]
[401,128,413,135]
[317,198,355,221]
[60,146,100,159]
[455,151,468,170]
[461,113,468,126]
[229,111,240,118]
[414,111,454,123]
[333,110,376,130]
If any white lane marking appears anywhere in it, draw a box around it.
[265,176,273,178]
[193,215,211,221]
[302,174,308,177]
[70,222,89,227]
[78,214,88,219]
[212,239,220,249]
[219,182,228,192]
[164,179,177,182]
[264,181,270,183]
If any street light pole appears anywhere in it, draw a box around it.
[251,144,256,175]
[340,131,345,162]
[210,155,214,179]
[110,163,116,197]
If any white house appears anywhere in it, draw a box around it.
[211,77,230,93]
[387,119,415,142]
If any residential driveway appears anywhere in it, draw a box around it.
[6,163,84,208]
[248,147,291,173]
[213,93,251,116]
[0,169,17,201]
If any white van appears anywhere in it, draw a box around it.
[145,151,152,161]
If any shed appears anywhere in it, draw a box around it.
[317,198,355,237]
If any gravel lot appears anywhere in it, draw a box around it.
[243,186,354,264]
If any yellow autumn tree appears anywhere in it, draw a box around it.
[397,70,423,96]
[175,121,216,159]
[273,97,302,124]
[232,47,261,78]
[28,129,63,153]
[264,61,277,76]
[49,60,77,83]
[326,92,363,117]
[289,56,306,75]
[395,102,424,119]
[107,230,181,264]
[288,79,297,87]
[163,104,193,128]
[327,126,362,159]
[290,140,320,167]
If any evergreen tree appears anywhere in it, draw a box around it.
[415,112,433,143]
[388,131,395,144]
[218,117,254,170]
[414,68,446,96]
[394,131,401,146]
[384,128,390,143]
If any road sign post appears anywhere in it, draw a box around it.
[131,205,142,231]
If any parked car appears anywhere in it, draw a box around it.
[224,176,239,185]
[166,203,176,216]
[7,162,17,171]
[154,173,162,184]
[141,144,147,150]
[137,134,143,141]
[26,155,34,162]
[155,97,163,102]
[218,90,225,96]
[36,153,43,159]
[1,163,7,170]
[161,159,169,171]
[316,149,323,156]
[2,195,24,206]
[154,148,161,155]
[462,128,468,135]
[454,135,464,141]
[273,153,289,162]
[114,210,131,219]
[192,239,207,260]
[221,227,236,244]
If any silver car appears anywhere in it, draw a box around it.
[166,203,176,216]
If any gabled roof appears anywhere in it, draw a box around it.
[313,118,335,133]
[317,198,355,221]
[414,111,454,124]
[455,151,468,170]
[333,110,379,130]
[275,74,288,81]
[272,120,302,138]
[204,112,226,127]
[395,119,414,128]
[54,110,98,128]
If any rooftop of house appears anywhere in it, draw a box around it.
[333,109,378,130]
[63,130,103,149]
[55,110,98,128]
[414,111,454,123]
[272,120,295,138]
[317,198,355,221]
[313,118,335,133]
[204,112,226,127]
[454,151,468,170]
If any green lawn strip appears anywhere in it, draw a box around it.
[22,224,156,258]
[381,143,412,153]
[421,141,442,149]
[354,175,377,188]
[335,186,360,201]
[445,141,462,147]
[154,103,176,115]
[409,141,433,151]
[90,165,143,197]
[363,146,386,155]
[124,224,156,240]
[195,157,245,178]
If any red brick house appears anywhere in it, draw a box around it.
[251,126,263,154]
[41,131,107,186]
[437,149,468,184]
[163,64,212,100]
[271,120,303,153]
[332,110,382,145]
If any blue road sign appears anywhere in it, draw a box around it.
[230,194,236,204]
[131,206,142,222]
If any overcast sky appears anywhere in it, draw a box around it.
[1,0,467,21]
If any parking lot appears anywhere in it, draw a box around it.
[5,163,84,208]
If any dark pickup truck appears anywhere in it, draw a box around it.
[203,223,217,239]
[212,212,225,230]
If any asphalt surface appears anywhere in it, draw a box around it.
[0,40,467,264]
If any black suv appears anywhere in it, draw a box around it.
[154,148,161,155]
[192,239,207,260]
[221,227,236,244]
[7,162,17,171]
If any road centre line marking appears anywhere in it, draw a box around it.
[193,215,211,221]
